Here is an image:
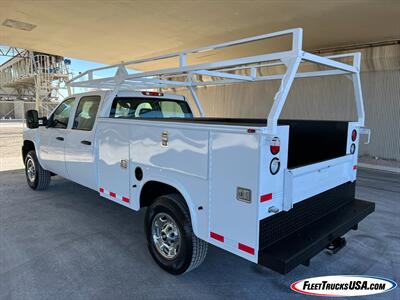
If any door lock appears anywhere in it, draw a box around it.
[120,159,128,169]
[161,131,168,147]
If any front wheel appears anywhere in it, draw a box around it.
[25,150,51,190]
[145,193,207,275]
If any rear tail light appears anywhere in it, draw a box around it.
[351,129,357,141]
[270,137,280,155]
[142,91,164,96]
[270,158,280,175]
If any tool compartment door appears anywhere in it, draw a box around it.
[97,121,131,207]
[209,131,260,262]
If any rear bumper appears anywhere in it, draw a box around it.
[258,182,375,274]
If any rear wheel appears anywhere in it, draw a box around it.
[145,193,207,275]
[25,150,51,190]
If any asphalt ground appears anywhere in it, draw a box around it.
[0,168,399,300]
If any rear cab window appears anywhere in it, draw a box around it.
[109,97,193,119]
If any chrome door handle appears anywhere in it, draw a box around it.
[80,140,92,145]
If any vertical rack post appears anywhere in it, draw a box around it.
[266,55,302,134]
[351,53,365,127]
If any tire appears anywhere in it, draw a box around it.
[145,193,208,275]
[25,150,51,190]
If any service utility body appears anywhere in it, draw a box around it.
[22,28,375,275]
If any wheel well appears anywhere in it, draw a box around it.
[22,140,35,162]
[140,181,183,208]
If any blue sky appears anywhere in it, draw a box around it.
[66,58,117,95]
[66,58,117,78]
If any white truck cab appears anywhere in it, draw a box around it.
[22,29,374,275]
[25,90,190,190]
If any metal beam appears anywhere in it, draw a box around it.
[192,70,253,81]
[302,52,358,73]
[267,56,302,133]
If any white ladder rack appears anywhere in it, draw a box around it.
[67,28,364,134]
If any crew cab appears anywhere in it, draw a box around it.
[22,28,375,275]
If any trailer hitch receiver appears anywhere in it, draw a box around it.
[326,237,347,254]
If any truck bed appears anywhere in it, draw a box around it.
[133,117,350,169]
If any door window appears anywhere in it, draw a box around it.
[73,96,100,131]
[50,98,75,128]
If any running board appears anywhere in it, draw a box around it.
[258,199,375,274]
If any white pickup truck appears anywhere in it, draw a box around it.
[22,28,374,275]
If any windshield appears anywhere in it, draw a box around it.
[110,97,193,119]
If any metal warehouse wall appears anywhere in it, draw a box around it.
[182,44,400,161]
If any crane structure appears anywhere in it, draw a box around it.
[0,47,70,111]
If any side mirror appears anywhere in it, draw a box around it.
[26,110,39,129]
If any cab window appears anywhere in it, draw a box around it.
[50,98,75,128]
[73,96,100,131]
[110,97,192,119]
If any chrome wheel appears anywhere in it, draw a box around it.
[26,157,36,182]
[151,212,181,260]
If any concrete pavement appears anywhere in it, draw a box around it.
[0,168,399,300]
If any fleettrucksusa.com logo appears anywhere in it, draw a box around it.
[291,275,397,297]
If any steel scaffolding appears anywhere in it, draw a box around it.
[0,49,70,110]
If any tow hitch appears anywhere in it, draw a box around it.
[326,237,347,254]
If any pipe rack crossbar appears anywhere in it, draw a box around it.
[67,28,364,133]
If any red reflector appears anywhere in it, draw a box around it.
[353,165,358,170]
[210,232,224,242]
[238,243,255,255]
[247,128,256,134]
[142,91,163,97]
[122,197,130,203]
[109,192,116,198]
[270,137,280,155]
[99,187,104,193]
[351,129,357,141]
[270,145,280,155]
[260,193,272,202]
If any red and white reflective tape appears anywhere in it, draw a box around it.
[99,187,130,203]
[260,193,272,202]
[210,231,255,255]
[210,231,224,242]
[238,242,255,255]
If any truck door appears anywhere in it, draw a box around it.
[64,95,101,189]
[39,97,75,177]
